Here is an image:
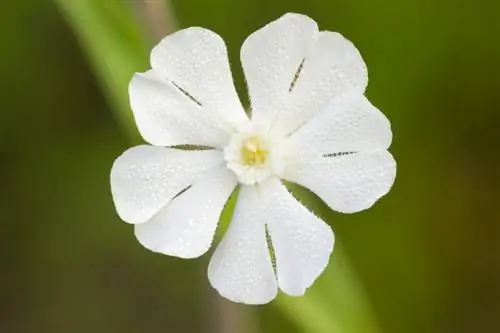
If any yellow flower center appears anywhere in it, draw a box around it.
[240,136,269,166]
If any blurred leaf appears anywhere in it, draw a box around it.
[52,0,150,138]
[279,184,381,333]
[275,252,381,333]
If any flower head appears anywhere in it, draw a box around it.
[110,13,396,304]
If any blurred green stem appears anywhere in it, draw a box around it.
[52,0,150,139]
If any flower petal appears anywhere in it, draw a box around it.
[275,31,368,135]
[262,179,334,296]
[110,146,224,224]
[288,94,392,156]
[150,27,248,129]
[241,13,367,135]
[208,185,277,304]
[284,151,396,213]
[240,13,318,128]
[129,71,234,147]
[134,168,237,258]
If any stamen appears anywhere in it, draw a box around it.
[224,131,280,185]
[240,136,268,166]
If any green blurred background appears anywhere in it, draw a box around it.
[1,0,499,332]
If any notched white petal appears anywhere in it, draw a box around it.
[150,27,248,128]
[284,151,396,213]
[241,12,368,135]
[262,179,334,296]
[110,146,224,224]
[288,94,392,156]
[129,72,232,147]
[208,185,277,304]
[275,31,368,135]
[135,168,237,258]
[241,13,318,127]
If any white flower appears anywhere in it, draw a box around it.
[110,13,396,305]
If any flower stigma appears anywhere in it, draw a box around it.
[224,130,286,186]
[240,135,268,166]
